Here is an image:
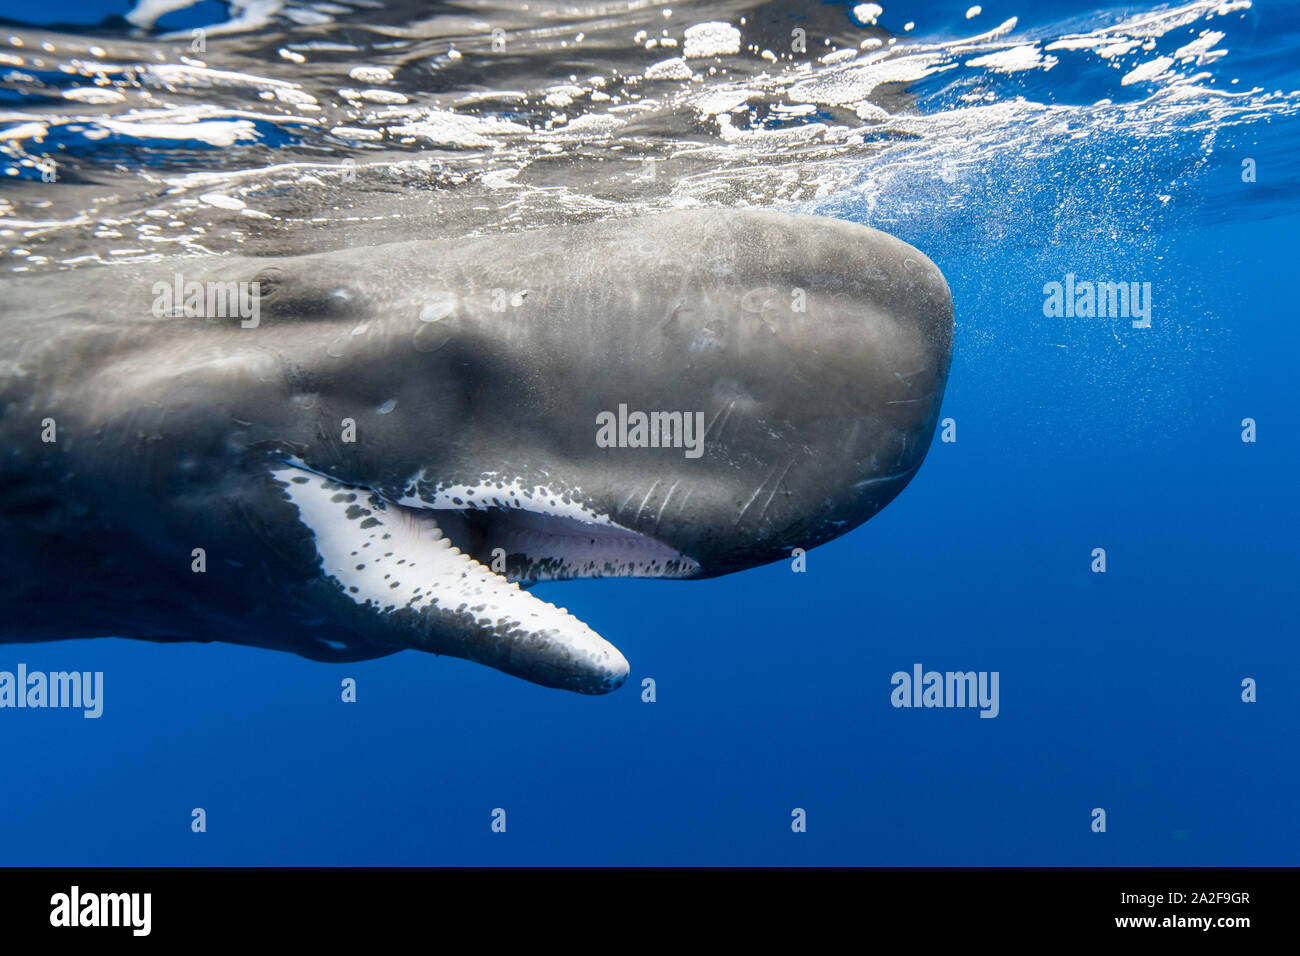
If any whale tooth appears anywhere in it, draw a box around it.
[272,465,628,694]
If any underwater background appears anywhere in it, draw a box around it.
[0,0,1296,864]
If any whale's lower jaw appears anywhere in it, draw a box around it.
[419,507,701,583]
[272,464,698,694]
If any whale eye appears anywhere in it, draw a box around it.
[250,268,361,321]
[249,267,284,300]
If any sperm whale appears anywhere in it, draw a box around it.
[0,209,953,692]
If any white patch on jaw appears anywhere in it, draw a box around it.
[397,471,619,526]
[273,465,628,690]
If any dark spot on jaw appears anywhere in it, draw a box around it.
[345,505,369,520]
[359,517,381,529]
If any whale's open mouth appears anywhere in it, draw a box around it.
[386,468,701,581]
[406,507,699,583]
[271,462,699,692]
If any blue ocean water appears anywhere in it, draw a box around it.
[0,0,1296,865]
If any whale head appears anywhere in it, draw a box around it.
[1,210,952,694]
